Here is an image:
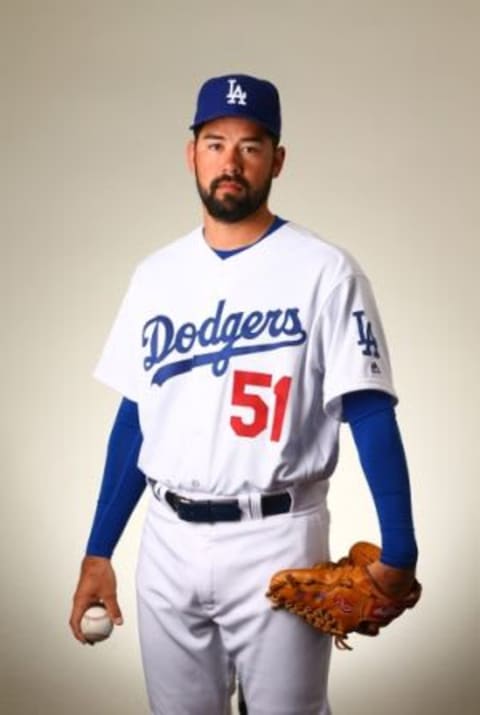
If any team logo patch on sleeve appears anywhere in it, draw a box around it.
[352,310,380,358]
[142,299,307,386]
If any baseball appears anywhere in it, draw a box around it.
[80,604,113,643]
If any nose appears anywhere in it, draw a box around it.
[222,145,243,176]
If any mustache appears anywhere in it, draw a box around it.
[210,174,249,192]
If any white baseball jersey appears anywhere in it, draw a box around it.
[94,221,396,496]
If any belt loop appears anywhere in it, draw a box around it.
[248,492,263,519]
[148,478,167,503]
[237,494,252,519]
[285,485,296,511]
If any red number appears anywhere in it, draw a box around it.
[270,376,292,442]
[230,370,292,442]
[230,371,272,437]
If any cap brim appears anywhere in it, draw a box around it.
[189,112,279,138]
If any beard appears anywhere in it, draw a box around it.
[195,169,274,223]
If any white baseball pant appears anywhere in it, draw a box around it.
[136,482,332,715]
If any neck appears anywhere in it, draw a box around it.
[202,206,275,250]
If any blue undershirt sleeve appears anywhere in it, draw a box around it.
[342,390,418,569]
[85,398,146,558]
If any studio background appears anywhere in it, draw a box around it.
[2,1,478,713]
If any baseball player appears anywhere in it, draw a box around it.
[70,74,418,715]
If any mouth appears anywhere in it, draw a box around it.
[216,181,245,193]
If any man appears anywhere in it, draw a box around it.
[70,74,418,715]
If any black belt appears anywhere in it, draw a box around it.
[163,489,291,523]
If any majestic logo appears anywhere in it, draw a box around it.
[142,299,307,386]
[352,310,380,358]
[226,78,247,106]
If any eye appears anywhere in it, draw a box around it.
[242,144,260,155]
[207,142,223,152]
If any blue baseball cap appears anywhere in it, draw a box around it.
[190,74,281,138]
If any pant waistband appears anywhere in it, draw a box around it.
[147,477,328,523]
[147,478,294,523]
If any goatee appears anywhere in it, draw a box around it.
[195,172,273,223]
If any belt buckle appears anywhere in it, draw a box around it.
[175,495,242,523]
[177,498,215,523]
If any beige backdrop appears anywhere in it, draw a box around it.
[2,1,478,713]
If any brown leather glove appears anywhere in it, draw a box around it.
[266,542,421,650]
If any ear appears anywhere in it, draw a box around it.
[272,146,286,178]
[186,139,196,173]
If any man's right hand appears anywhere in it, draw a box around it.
[69,556,123,643]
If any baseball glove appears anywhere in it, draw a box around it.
[266,542,421,650]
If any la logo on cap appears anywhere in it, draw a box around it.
[190,74,281,138]
[226,78,247,106]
